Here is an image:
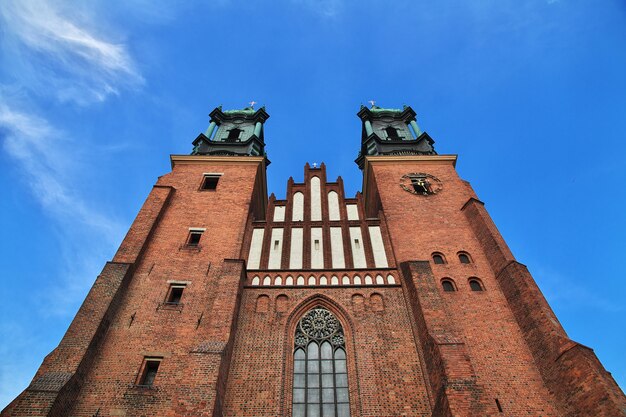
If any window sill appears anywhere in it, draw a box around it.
[179,244,202,252]
[157,302,184,312]
[127,384,160,394]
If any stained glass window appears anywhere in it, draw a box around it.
[293,308,350,417]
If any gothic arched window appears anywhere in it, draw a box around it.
[293,307,350,417]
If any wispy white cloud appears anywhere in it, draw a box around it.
[0,101,123,242]
[0,0,136,242]
[0,0,143,105]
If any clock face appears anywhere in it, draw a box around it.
[400,173,442,196]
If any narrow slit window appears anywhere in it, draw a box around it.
[354,239,360,249]
[188,230,203,246]
[166,284,185,304]
[201,175,220,190]
[495,398,503,412]
[314,239,320,250]
[138,358,162,387]
[274,240,280,250]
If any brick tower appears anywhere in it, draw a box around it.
[3,104,624,417]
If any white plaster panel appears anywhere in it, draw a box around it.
[310,177,322,221]
[273,206,286,222]
[328,191,340,221]
[311,227,324,269]
[349,226,367,268]
[368,226,389,268]
[247,228,265,270]
[346,204,359,220]
[292,192,304,221]
[289,228,304,269]
[268,228,284,269]
[330,227,346,269]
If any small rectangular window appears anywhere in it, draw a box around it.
[314,239,320,250]
[354,238,360,249]
[166,284,185,304]
[274,240,280,249]
[201,175,220,190]
[138,357,162,387]
[187,230,203,246]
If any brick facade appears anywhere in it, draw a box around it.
[3,135,624,416]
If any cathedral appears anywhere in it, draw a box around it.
[3,104,624,416]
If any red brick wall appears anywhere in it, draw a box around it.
[223,286,433,416]
[366,156,564,416]
[65,159,262,417]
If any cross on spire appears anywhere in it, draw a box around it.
[249,100,257,108]
[368,100,376,108]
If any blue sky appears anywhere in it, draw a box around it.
[0,0,625,408]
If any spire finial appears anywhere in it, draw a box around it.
[368,100,376,108]
[249,100,257,108]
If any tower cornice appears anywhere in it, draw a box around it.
[363,154,457,167]
[170,154,266,169]
[357,105,417,123]
[209,106,270,124]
